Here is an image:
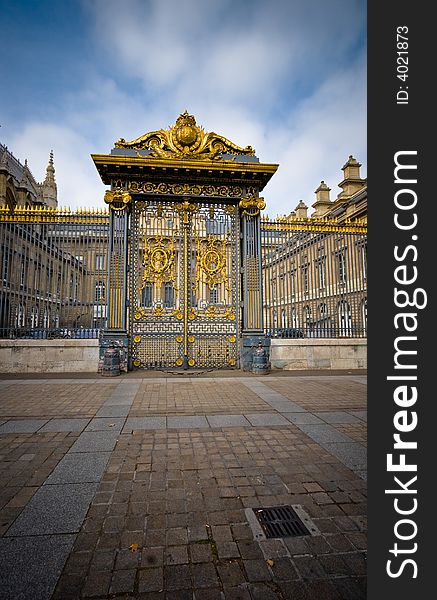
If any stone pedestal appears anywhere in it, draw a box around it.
[240,335,271,372]
[98,329,129,373]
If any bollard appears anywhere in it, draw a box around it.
[252,341,270,375]
[101,346,121,377]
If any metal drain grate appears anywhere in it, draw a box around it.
[254,506,311,538]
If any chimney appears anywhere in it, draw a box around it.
[295,200,308,219]
[338,155,366,199]
[312,180,331,217]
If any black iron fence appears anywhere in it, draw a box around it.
[261,216,367,338]
[0,206,109,339]
[0,208,367,341]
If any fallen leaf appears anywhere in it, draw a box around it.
[266,559,274,567]
[129,543,139,552]
[109,423,116,427]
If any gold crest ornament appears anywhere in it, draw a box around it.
[115,111,255,161]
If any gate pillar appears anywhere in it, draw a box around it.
[240,196,270,371]
[98,189,131,372]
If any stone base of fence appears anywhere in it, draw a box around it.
[270,338,367,370]
[0,339,99,373]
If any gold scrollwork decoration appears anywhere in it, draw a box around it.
[115,111,255,161]
[133,335,141,343]
[134,308,146,320]
[175,200,197,224]
[196,235,230,291]
[188,335,195,343]
[141,235,175,289]
[188,358,196,367]
[239,196,266,217]
[104,189,132,211]
[176,335,183,343]
[133,359,141,367]
[203,306,235,320]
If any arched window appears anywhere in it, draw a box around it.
[30,306,38,328]
[95,281,105,302]
[338,301,352,336]
[15,303,26,328]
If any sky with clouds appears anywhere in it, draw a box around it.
[0,0,366,217]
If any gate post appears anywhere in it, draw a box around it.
[98,189,131,373]
[240,195,270,371]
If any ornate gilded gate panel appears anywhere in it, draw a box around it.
[130,199,239,369]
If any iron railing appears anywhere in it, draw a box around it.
[0,206,109,339]
[260,216,367,338]
[0,207,367,341]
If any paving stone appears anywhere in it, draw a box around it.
[206,415,250,427]
[164,564,191,590]
[69,431,119,453]
[45,452,111,484]
[85,417,125,432]
[192,562,219,588]
[138,567,164,593]
[349,410,367,422]
[167,416,209,429]
[96,405,130,417]
[292,555,328,580]
[6,483,98,535]
[243,558,272,582]
[109,568,136,594]
[297,423,354,444]
[283,413,324,425]
[0,419,48,433]
[217,561,247,587]
[123,416,166,431]
[39,418,91,432]
[314,411,361,424]
[244,413,290,426]
[82,571,112,597]
[0,534,75,600]
[322,442,367,471]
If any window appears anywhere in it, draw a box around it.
[209,287,218,304]
[338,301,352,336]
[362,243,367,279]
[30,306,38,328]
[95,280,105,302]
[362,299,367,334]
[142,283,153,307]
[1,248,12,282]
[20,255,26,286]
[95,254,105,270]
[303,265,309,292]
[164,283,174,308]
[15,303,26,328]
[317,258,326,289]
[338,251,347,284]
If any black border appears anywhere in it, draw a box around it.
[368,1,433,596]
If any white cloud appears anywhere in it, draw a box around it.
[3,0,366,214]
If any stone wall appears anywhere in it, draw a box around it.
[0,339,99,373]
[270,338,367,370]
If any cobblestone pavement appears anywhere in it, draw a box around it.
[0,373,367,600]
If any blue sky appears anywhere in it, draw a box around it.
[0,0,366,216]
